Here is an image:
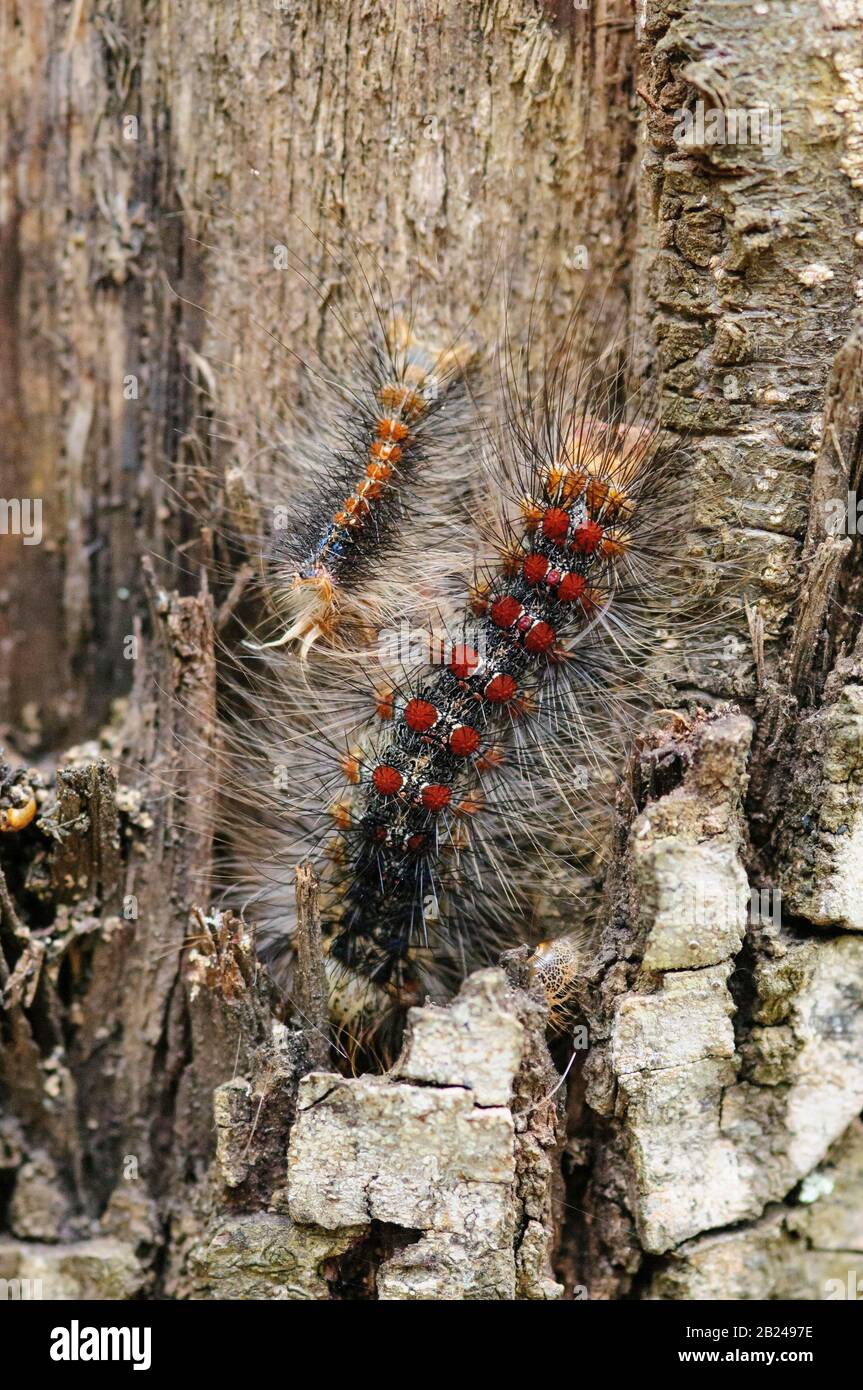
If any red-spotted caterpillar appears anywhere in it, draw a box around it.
[163,228,706,1064]
[209,332,697,1063]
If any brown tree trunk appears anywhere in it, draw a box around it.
[1,0,862,1301]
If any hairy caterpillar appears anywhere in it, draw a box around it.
[201,323,702,1066]
[260,315,475,656]
[316,411,675,1047]
[162,219,478,658]
[160,226,721,1067]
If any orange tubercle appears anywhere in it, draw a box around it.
[586,478,609,514]
[340,752,362,785]
[600,533,629,560]
[370,440,403,464]
[375,688,394,720]
[476,746,504,774]
[469,580,490,616]
[499,545,523,576]
[367,460,393,482]
[544,466,568,497]
[376,417,410,442]
[580,587,604,618]
[343,494,370,519]
[562,470,587,502]
[378,383,426,420]
[603,485,633,521]
[520,498,543,530]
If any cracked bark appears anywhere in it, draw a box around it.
[559,0,863,1300]
[2,0,863,1301]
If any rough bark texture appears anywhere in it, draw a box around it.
[2,0,863,1301]
[562,0,863,1301]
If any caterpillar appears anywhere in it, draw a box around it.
[259,315,475,657]
[203,326,700,1067]
[160,228,716,1068]
[313,408,673,1046]
[162,218,478,659]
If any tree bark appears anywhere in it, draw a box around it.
[2,0,863,1301]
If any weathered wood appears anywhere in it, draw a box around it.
[2,0,863,1303]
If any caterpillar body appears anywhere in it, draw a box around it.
[208,347,694,1064]
[164,235,707,1067]
[162,219,478,661]
[260,317,475,656]
[311,406,673,1050]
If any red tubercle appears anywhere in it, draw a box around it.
[541,507,570,543]
[407,832,426,851]
[372,764,403,796]
[484,673,518,704]
[570,520,603,555]
[556,571,587,603]
[524,621,556,655]
[450,724,481,757]
[450,647,482,680]
[523,553,549,584]
[404,698,438,733]
[421,783,452,812]
[491,594,523,629]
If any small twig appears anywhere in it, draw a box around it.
[636,86,664,114]
[744,599,766,691]
[789,536,852,700]
[215,561,255,632]
[294,863,331,1071]
[0,863,46,1010]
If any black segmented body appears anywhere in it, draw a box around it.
[327,477,618,992]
